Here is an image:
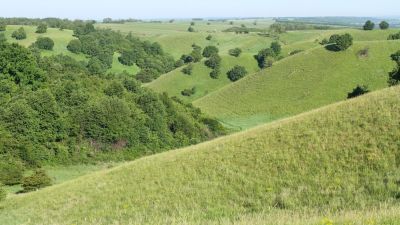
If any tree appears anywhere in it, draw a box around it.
[206,35,212,41]
[182,64,193,75]
[104,81,124,97]
[181,87,196,96]
[202,46,219,58]
[379,21,389,30]
[34,37,54,50]
[227,65,248,82]
[36,23,47,33]
[67,39,82,53]
[363,20,375,30]
[87,57,106,75]
[255,48,276,68]
[210,68,220,79]
[188,26,195,32]
[190,46,203,62]
[270,41,282,55]
[0,159,25,185]
[347,85,370,99]
[327,33,353,51]
[190,22,195,26]
[229,48,242,57]
[388,51,400,86]
[0,22,6,32]
[205,54,221,69]
[21,169,52,192]
[11,27,27,40]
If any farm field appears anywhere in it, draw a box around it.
[1,85,399,224]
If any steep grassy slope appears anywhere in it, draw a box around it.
[194,40,400,129]
[146,54,259,101]
[1,86,399,225]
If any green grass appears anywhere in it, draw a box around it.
[146,53,259,102]
[194,40,400,129]
[0,85,399,224]
[107,52,140,75]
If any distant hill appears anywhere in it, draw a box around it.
[1,86,399,225]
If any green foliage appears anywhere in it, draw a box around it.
[229,48,242,57]
[21,169,52,193]
[363,20,375,30]
[11,27,27,40]
[0,22,6,32]
[270,41,282,55]
[181,87,196,97]
[327,33,353,51]
[202,46,219,58]
[181,64,193,75]
[388,32,400,40]
[379,21,389,30]
[389,51,400,86]
[189,44,203,62]
[255,48,276,69]
[67,39,82,53]
[104,81,124,97]
[35,23,47,34]
[210,68,220,79]
[206,35,212,41]
[0,183,5,201]
[33,37,54,50]
[0,159,25,185]
[174,59,185,68]
[188,26,195,32]
[227,65,248,82]
[320,38,329,45]
[205,54,222,69]
[347,85,370,98]
[87,57,106,75]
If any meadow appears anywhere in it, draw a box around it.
[1,85,399,225]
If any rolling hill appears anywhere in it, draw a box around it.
[194,40,400,129]
[1,85,399,225]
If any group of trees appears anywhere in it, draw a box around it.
[388,50,400,86]
[388,32,400,40]
[227,66,248,82]
[203,46,222,79]
[324,33,353,51]
[11,27,27,40]
[363,20,390,30]
[254,41,282,69]
[0,40,224,183]
[0,17,96,31]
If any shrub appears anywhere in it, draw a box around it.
[210,68,220,79]
[320,38,329,45]
[87,57,106,75]
[174,59,185,68]
[21,169,52,193]
[190,22,195,26]
[205,54,221,69]
[182,64,193,75]
[379,21,389,30]
[363,20,375,30]
[11,27,27,40]
[357,48,369,57]
[227,65,248,82]
[0,159,25,185]
[203,46,219,58]
[388,32,400,40]
[347,85,370,99]
[34,37,54,50]
[67,39,82,53]
[181,87,196,96]
[289,49,303,55]
[229,48,242,57]
[327,33,353,51]
[206,35,212,41]
[388,51,400,86]
[255,48,275,68]
[136,68,159,83]
[181,54,194,64]
[188,27,195,32]
[0,22,6,32]
[36,24,47,33]
[270,41,282,55]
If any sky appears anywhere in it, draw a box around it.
[2,0,400,20]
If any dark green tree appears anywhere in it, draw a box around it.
[205,54,221,69]
[270,41,282,55]
[33,37,54,50]
[87,57,106,75]
[229,48,242,57]
[203,46,219,58]
[227,65,248,82]
[327,33,353,51]
[347,85,370,98]
[36,23,47,33]
[388,51,400,86]
[363,20,375,30]
[379,21,389,30]
[67,39,82,53]
[182,64,194,75]
[11,27,27,40]
[206,35,212,40]
[188,26,195,32]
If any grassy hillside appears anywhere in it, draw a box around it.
[1,86,399,225]
[146,53,259,101]
[194,40,400,129]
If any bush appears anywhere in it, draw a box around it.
[388,51,400,86]
[347,85,370,99]
[210,68,220,79]
[379,21,389,30]
[182,64,193,75]
[255,48,276,68]
[227,65,248,82]
[181,87,196,96]
[229,48,242,57]
[0,159,25,185]
[363,20,375,30]
[270,41,282,55]
[36,24,47,33]
[174,59,185,68]
[320,38,329,45]
[203,46,219,58]
[67,39,82,53]
[205,54,221,69]
[188,27,195,32]
[327,33,353,51]
[11,27,27,40]
[289,49,303,55]
[206,35,212,40]
[0,22,6,32]
[388,32,400,40]
[34,37,54,50]
[21,169,52,193]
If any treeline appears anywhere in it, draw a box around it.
[0,17,95,30]
[102,18,142,24]
[270,21,334,33]
[0,40,225,168]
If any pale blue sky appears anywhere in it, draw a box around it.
[3,0,400,20]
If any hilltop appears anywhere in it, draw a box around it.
[1,86,399,225]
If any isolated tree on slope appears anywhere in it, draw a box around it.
[363,20,375,30]
[379,21,389,30]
